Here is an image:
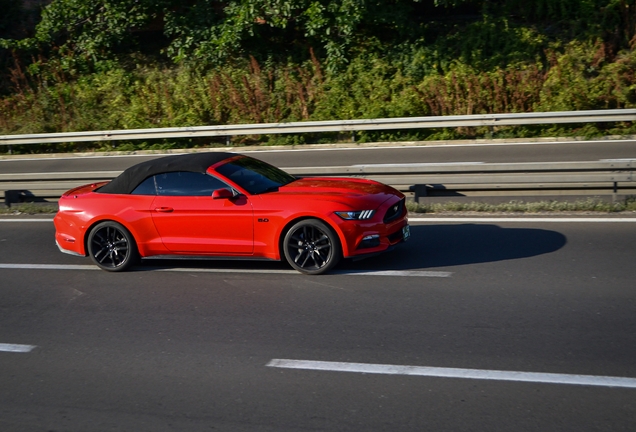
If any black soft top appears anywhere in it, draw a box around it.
[97,152,237,194]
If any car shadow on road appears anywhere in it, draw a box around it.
[134,224,566,273]
[340,224,567,271]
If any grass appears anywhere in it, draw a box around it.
[2,198,636,215]
[406,197,636,214]
[0,202,59,214]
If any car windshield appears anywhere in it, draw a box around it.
[215,156,296,194]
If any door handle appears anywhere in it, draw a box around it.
[155,207,174,212]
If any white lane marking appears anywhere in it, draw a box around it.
[350,162,484,168]
[153,267,297,275]
[154,268,451,277]
[267,359,636,389]
[409,218,636,223]
[240,139,636,152]
[0,264,98,270]
[333,270,451,277]
[0,263,448,277]
[0,219,54,222]
[248,139,636,151]
[2,217,636,224]
[0,343,36,353]
[0,153,165,162]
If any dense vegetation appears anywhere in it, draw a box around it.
[5,197,636,215]
[1,0,635,153]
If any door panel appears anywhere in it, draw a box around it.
[150,194,254,254]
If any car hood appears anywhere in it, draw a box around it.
[275,177,403,205]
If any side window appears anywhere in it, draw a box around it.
[131,176,157,195]
[155,172,229,196]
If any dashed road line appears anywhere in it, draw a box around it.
[0,343,36,353]
[0,219,54,222]
[0,263,98,270]
[3,217,636,224]
[0,263,451,277]
[333,270,451,277]
[267,359,636,389]
[409,217,636,223]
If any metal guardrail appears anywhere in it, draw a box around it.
[2,160,634,206]
[287,160,636,202]
[1,109,635,146]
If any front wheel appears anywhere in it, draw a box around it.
[87,221,138,272]
[283,219,341,275]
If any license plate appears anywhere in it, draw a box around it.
[402,225,411,241]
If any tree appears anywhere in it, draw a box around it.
[1,0,632,72]
[1,0,440,69]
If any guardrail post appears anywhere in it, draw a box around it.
[613,181,618,203]
[411,184,428,204]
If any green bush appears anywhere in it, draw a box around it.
[406,197,636,214]
[2,43,636,154]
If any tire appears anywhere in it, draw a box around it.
[283,219,341,275]
[87,221,138,272]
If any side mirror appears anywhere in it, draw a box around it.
[212,188,234,200]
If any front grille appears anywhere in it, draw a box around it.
[383,198,405,223]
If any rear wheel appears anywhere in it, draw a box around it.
[283,219,341,275]
[87,221,138,272]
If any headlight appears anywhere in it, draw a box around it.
[335,210,375,220]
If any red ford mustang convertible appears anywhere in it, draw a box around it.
[54,152,410,274]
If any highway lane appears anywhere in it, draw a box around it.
[1,139,636,174]
[0,218,635,431]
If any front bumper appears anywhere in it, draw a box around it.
[336,203,409,258]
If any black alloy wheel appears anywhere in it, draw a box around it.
[283,219,341,275]
[87,221,138,272]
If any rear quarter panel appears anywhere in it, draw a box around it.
[55,192,165,257]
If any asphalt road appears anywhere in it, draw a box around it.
[1,217,635,431]
[1,138,636,174]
